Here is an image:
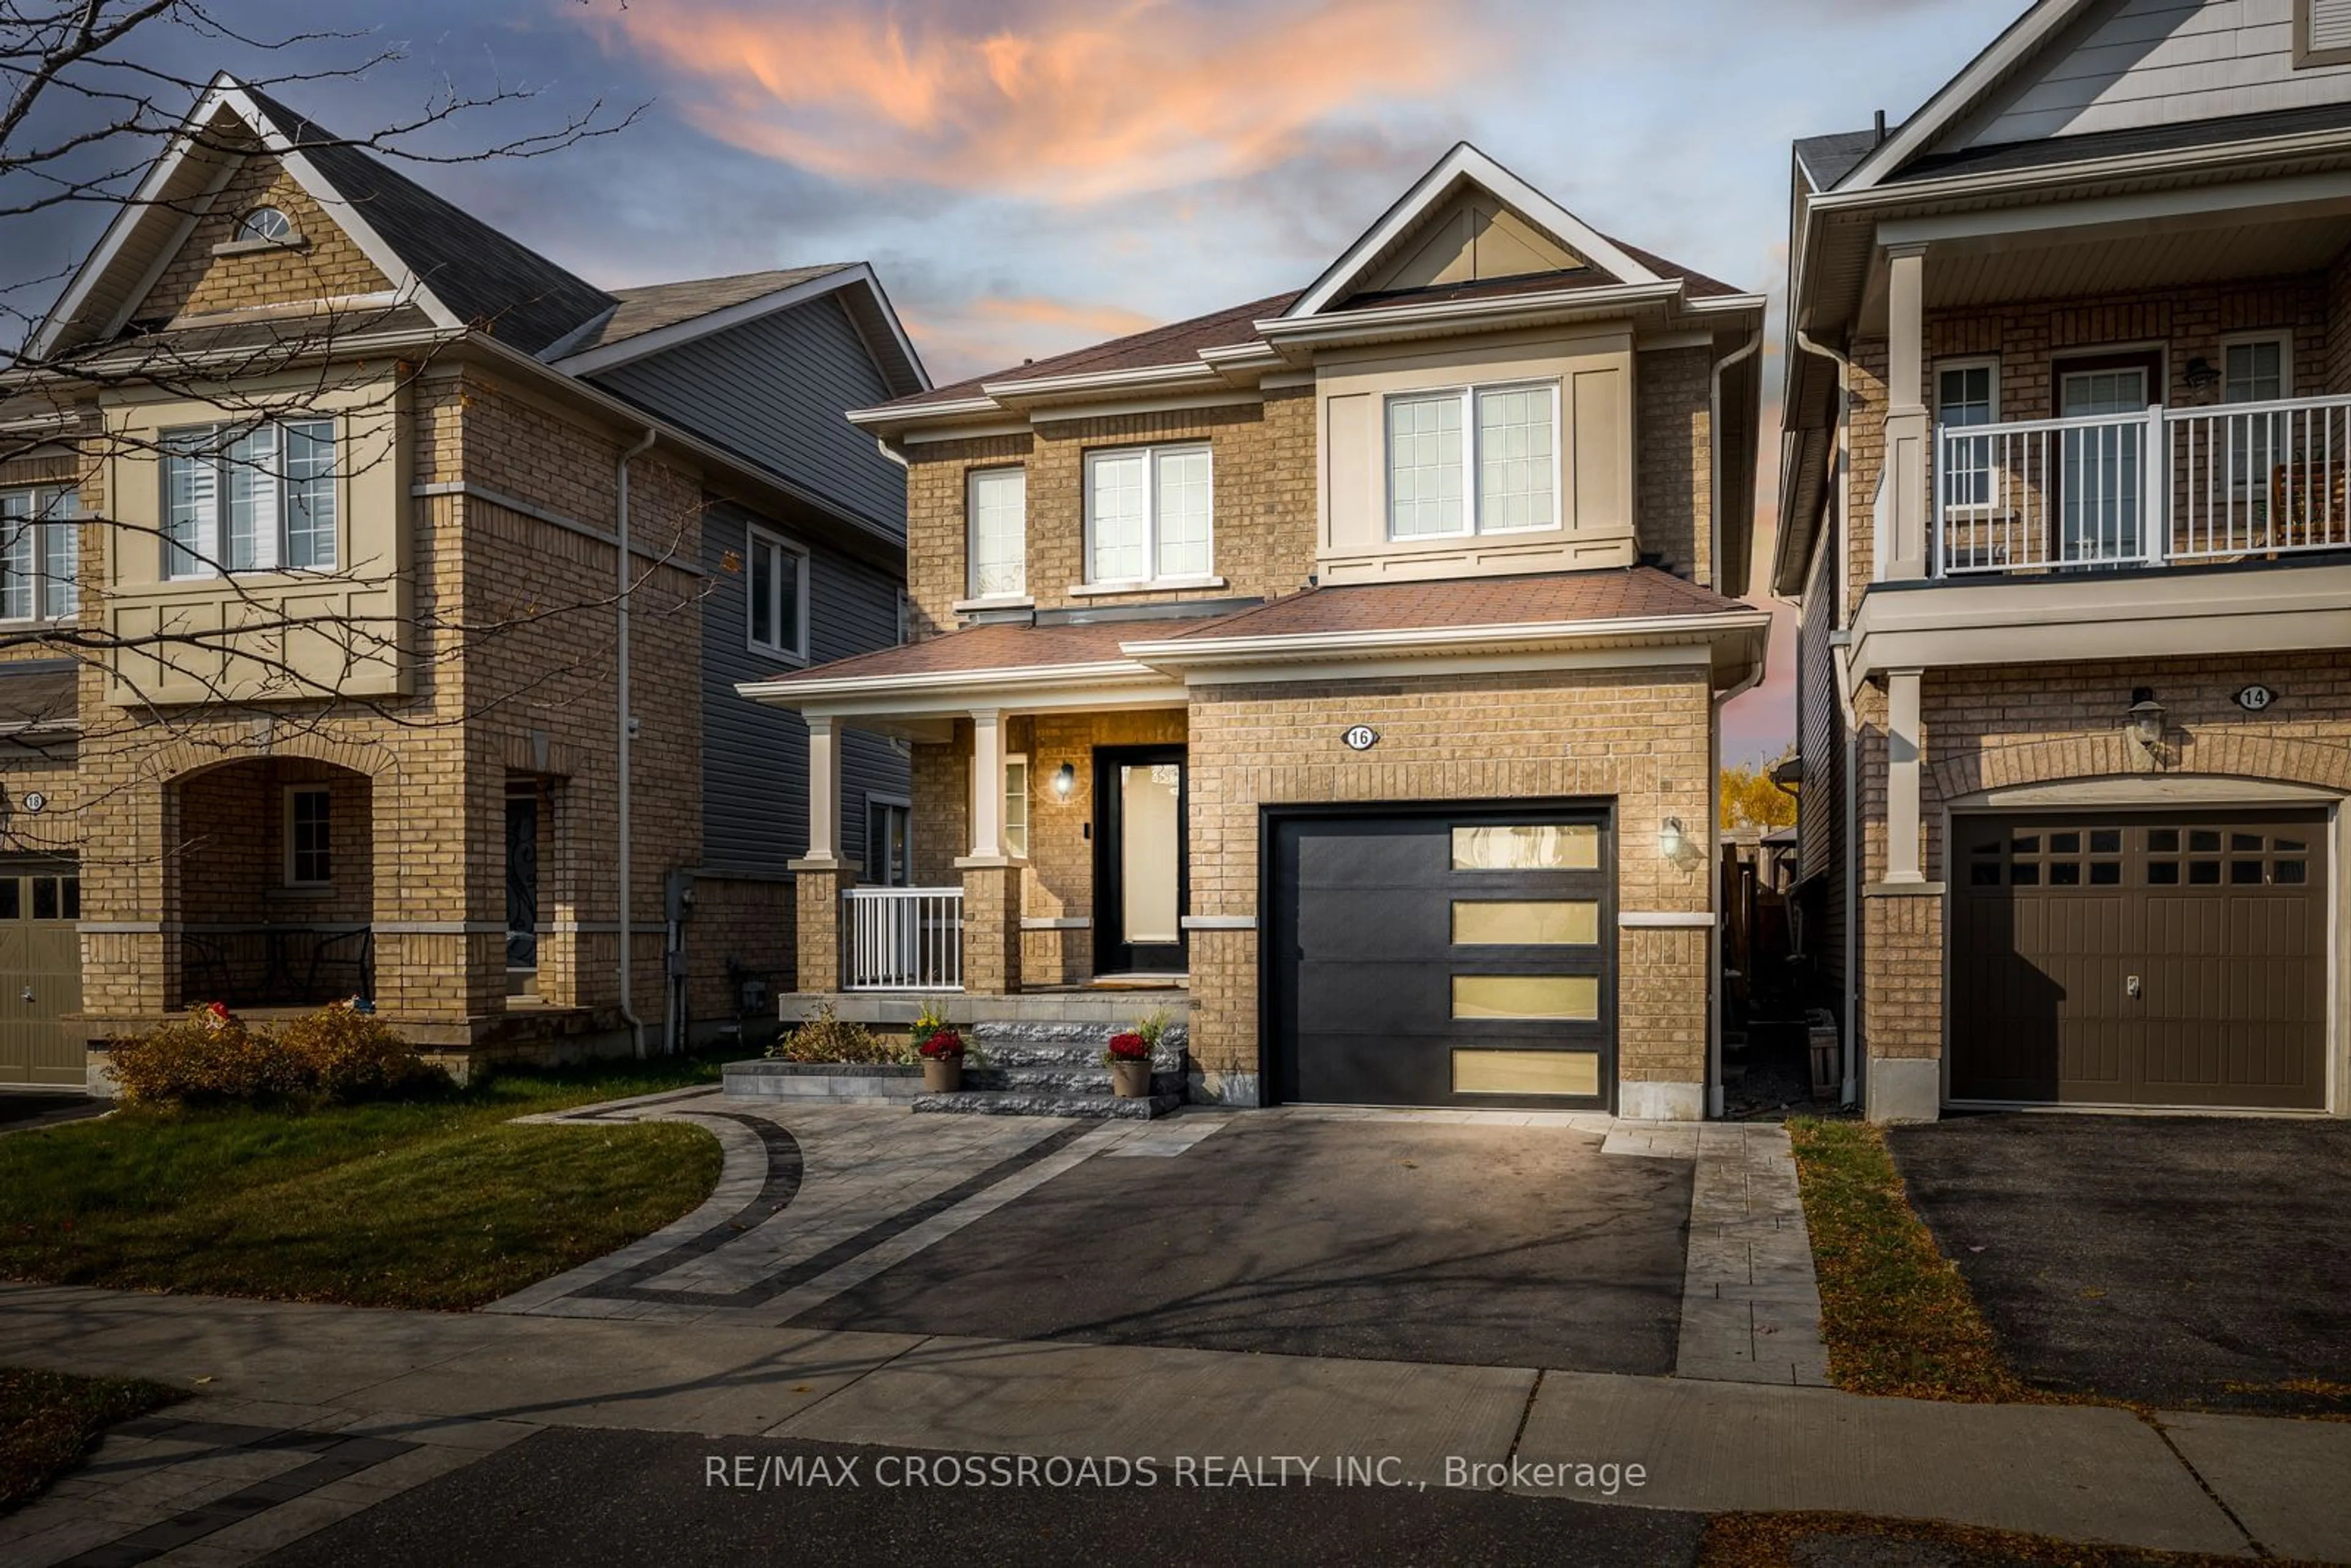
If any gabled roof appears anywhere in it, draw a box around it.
[1282,143,1663,318]
[237,85,615,355]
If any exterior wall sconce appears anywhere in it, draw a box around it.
[2126,688,2166,769]
[2184,356,2219,394]
[1660,816,1703,870]
[1052,762,1076,800]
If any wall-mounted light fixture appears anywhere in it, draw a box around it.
[1660,816,1703,870]
[1052,762,1077,800]
[2126,687,2165,769]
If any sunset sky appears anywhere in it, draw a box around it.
[13,0,2033,759]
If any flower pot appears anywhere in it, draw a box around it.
[923,1057,962,1093]
[1109,1059,1152,1098]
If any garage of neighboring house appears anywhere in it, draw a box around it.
[0,857,83,1089]
[1266,804,1617,1111]
[1949,810,2328,1110]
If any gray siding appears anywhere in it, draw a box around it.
[1960,0,2351,149]
[702,504,909,876]
[1794,503,1845,988]
[593,293,906,533]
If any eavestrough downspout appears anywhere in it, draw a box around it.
[1794,327,1860,1108]
[616,427,658,1058]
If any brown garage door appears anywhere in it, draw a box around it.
[0,861,83,1088]
[1951,811,2327,1109]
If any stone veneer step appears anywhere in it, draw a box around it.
[912,1090,1183,1120]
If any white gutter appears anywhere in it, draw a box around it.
[1794,326,1861,1109]
[738,658,1160,707]
[615,426,657,1057]
[1709,328,1763,593]
[1253,280,1687,344]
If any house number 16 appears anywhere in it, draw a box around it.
[1342,725,1380,752]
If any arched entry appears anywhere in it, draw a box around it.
[170,757,375,1008]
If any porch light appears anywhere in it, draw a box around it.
[1660,816,1700,868]
[2127,691,2165,751]
[1052,762,1076,800]
[2184,357,2218,393]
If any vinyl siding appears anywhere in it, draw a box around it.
[592,294,907,534]
[1961,0,2351,148]
[1795,502,1847,988]
[702,503,909,876]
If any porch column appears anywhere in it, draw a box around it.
[1884,667,1925,885]
[788,713,853,995]
[967,708,1004,860]
[805,715,839,864]
[1883,241,1930,582]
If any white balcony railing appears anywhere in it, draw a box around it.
[841,886,962,991]
[1933,394,2351,576]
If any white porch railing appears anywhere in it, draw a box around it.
[841,886,962,991]
[1933,393,2351,576]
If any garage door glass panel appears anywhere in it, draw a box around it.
[1453,1049,1599,1097]
[1451,900,1598,946]
[1451,823,1598,871]
[1452,973,1599,1021]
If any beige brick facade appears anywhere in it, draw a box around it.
[143,157,392,322]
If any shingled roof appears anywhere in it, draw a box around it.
[560,265,858,359]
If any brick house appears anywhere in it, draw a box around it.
[0,75,924,1087]
[1777,0,2351,1120]
[746,145,1770,1117]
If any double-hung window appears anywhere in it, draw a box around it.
[1385,381,1559,539]
[2223,336,2290,522]
[1084,444,1212,585]
[746,525,809,661]
[162,419,337,578]
[285,786,332,886]
[967,467,1027,599]
[1935,361,1999,512]
[0,486,79,621]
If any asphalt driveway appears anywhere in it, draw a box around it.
[1888,1113,2351,1415]
[788,1113,1693,1373]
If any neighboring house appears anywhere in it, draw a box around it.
[1777,0,2351,1120]
[745,144,1770,1117]
[0,74,923,1089]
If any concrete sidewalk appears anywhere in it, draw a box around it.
[4,1281,2347,1563]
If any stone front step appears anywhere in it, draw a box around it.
[912,1090,1182,1120]
[966,1065,1185,1096]
[972,1019,1187,1072]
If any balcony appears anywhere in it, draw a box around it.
[1932,395,2351,577]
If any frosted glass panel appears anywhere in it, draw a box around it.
[1453,1049,1599,1097]
[1452,901,1599,946]
[1452,823,1599,871]
[1452,974,1599,1021]
[1120,762,1181,944]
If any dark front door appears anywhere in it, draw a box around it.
[1951,810,2326,1109]
[1094,747,1187,973]
[1269,805,1616,1109]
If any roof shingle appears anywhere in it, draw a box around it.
[1153,568,1748,643]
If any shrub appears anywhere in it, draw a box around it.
[108,1002,444,1107]
[918,1027,965,1060]
[770,1002,903,1064]
[274,1005,447,1101]
[1104,1030,1149,1063]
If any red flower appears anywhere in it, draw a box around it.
[919,1027,965,1059]
[1106,1031,1149,1061]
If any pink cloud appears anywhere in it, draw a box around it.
[593,0,1494,203]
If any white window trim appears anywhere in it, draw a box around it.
[1003,754,1029,861]
[964,465,1029,602]
[1933,356,2003,521]
[159,419,339,582]
[1082,441,1215,587]
[283,784,333,888]
[744,523,811,664]
[2217,331,2294,401]
[0,486,79,625]
[1381,378,1564,542]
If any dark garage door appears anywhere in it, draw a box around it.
[1951,811,2327,1109]
[1269,806,1614,1109]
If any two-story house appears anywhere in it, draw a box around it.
[747,145,1769,1118]
[0,75,924,1089]
[1779,0,2351,1120]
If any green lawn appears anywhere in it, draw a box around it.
[0,1056,730,1311]
[1,1367,181,1513]
[1786,1118,2036,1403]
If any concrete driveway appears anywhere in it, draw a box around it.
[1889,1113,2351,1416]
[788,1111,1694,1373]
